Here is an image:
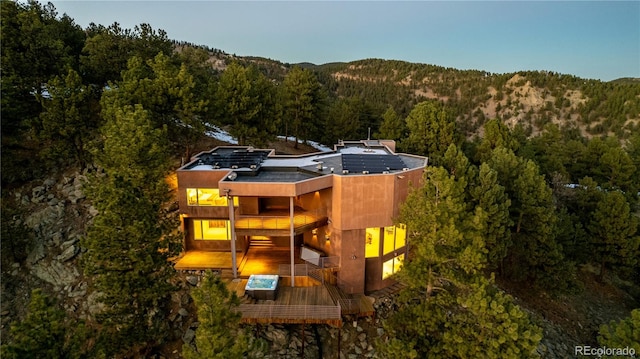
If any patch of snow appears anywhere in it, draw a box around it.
[204,127,330,151]
[276,136,332,152]
[190,164,215,170]
[338,147,389,155]
[205,125,238,145]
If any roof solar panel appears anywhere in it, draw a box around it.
[195,150,269,169]
[341,154,407,173]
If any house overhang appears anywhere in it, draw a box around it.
[219,174,333,197]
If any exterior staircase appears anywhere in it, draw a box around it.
[250,237,275,247]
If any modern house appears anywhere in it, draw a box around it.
[175,140,427,295]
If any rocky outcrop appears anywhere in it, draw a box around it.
[30,260,80,288]
[2,169,100,334]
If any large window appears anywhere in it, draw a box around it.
[383,224,407,255]
[193,220,231,240]
[187,188,238,206]
[365,227,380,258]
[367,224,407,258]
[382,253,404,279]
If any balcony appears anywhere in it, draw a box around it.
[234,208,328,236]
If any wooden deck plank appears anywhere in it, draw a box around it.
[233,280,343,327]
[174,251,244,271]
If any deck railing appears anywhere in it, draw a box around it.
[235,208,327,230]
[278,263,312,277]
[317,256,340,269]
[237,303,341,323]
[279,257,340,284]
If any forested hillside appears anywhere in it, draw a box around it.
[1,1,638,357]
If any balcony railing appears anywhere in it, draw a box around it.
[237,303,341,325]
[278,256,339,276]
[235,208,327,231]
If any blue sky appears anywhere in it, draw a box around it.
[48,1,639,81]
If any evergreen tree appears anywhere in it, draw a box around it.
[280,66,323,148]
[471,163,513,272]
[375,106,406,141]
[487,148,573,291]
[379,166,541,358]
[216,62,277,146]
[402,100,457,162]
[322,97,362,145]
[1,0,85,184]
[475,119,520,163]
[527,123,569,180]
[182,271,260,359]
[39,69,97,167]
[0,289,88,359]
[82,104,174,356]
[80,22,172,86]
[599,145,637,193]
[588,191,639,280]
[598,309,640,355]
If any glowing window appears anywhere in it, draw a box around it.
[382,253,404,279]
[186,188,238,206]
[383,224,407,255]
[365,227,380,258]
[187,188,198,206]
[395,224,406,249]
[193,220,231,240]
[383,226,395,255]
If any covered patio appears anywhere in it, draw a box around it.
[174,245,306,277]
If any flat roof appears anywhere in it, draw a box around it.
[178,140,428,183]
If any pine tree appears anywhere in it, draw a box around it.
[471,163,512,272]
[487,148,573,291]
[183,271,258,359]
[39,69,96,167]
[216,62,277,146]
[0,289,89,359]
[379,166,541,358]
[83,104,174,356]
[598,309,640,355]
[280,66,323,148]
[375,106,405,141]
[588,191,639,280]
[403,101,457,162]
[100,53,208,160]
[322,97,362,145]
[475,119,520,163]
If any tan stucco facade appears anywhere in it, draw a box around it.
[176,140,426,294]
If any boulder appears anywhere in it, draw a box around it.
[43,177,56,189]
[68,282,87,298]
[32,185,45,197]
[60,238,77,249]
[264,326,288,348]
[58,244,79,262]
[182,328,195,344]
[27,241,46,265]
[186,276,199,286]
[30,260,79,287]
[358,333,367,342]
[86,291,106,315]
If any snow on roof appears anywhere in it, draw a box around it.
[337,146,389,155]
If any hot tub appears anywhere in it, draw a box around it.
[245,274,279,300]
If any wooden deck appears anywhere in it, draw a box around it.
[239,246,305,276]
[173,250,245,271]
[174,246,301,274]
[227,278,342,327]
[324,283,375,317]
[177,247,375,326]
